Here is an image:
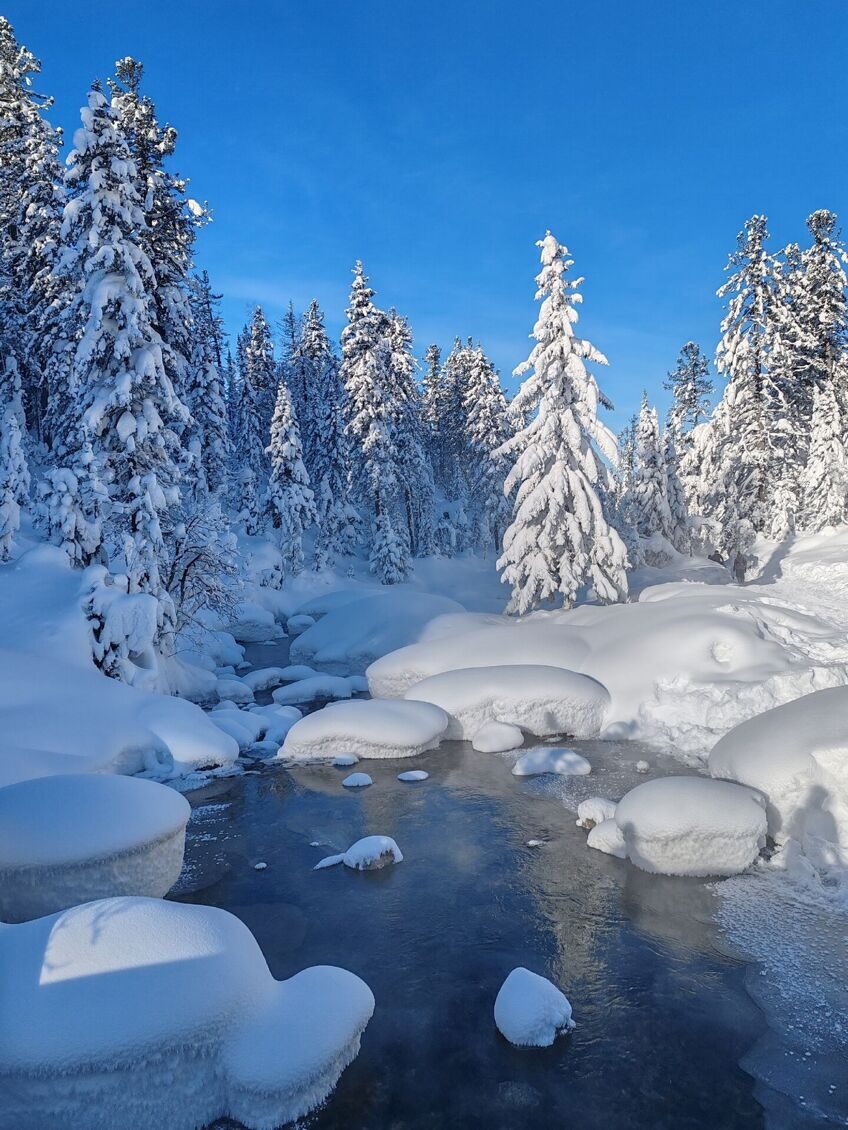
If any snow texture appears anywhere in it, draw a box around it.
[314,835,403,871]
[341,773,372,788]
[586,818,627,859]
[398,770,429,781]
[576,796,618,828]
[271,673,365,706]
[494,967,575,1047]
[472,721,524,753]
[280,699,449,761]
[0,897,374,1130]
[512,747,592,777]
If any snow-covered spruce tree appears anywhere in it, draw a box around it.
[797,210,848,397]
[662,421,690,553]
[109,58,204,410]
[496,232,628,612]
[0,16,65,444]
[265,374,316,579]
[663,342,713,438]
[341,262,409,583]
[383,309,436,556]
[436,337,473,502]
[40,438,107,567]
[185,271,230,497]
[462,344,512,550]
[802,381,848,530]
[629,393,673,552]
[53,86,189,622]
[420,343,443,465]
[0,407,29,561]
[234,306,276,532]
[303,300,357,568]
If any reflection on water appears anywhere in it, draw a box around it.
[175,737,770,1129]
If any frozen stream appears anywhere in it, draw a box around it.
[172,642,847,1129]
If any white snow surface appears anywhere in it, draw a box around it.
[709,685,848,882]
[472,721,524,753]
[586,818,628,859]
[272,673,365,706]
[404,664,609,740]
[342,772,372,788]
[314,835,404,871]
[0,897,374,1130]
[398,769,429,781]
[0,774,190,921]
[512,747,592,777]
[368,578,848,758]
[494,967,575,1047]
[290,590,465,675]
[614,776,767,877]
[280,699,449,761]
[576,796,618,828]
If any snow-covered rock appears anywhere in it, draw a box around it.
[225,600,284,643]
[286,612,316,637]
[246,704,302,745]
[472,721,524,753]
[290,590,464,675]
[587,817,628,858]
[241,665,320,693]
[708,686,848,874]
[280,699,449,761]
[342,772,372,788]
[404,664,609,741]
[576,796,617,829]
[209,707,267,751]
[494,967,575,1047]
[314,835,403,871]
[512,747,592,778]
[271,674,364,706]
[0,897,374,1130]
[333,754,359,767]
[216,677,254,704]
[614,776,767,876]
[0,774,190,921]
[398,770,429,782]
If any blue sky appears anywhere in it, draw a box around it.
[8,1,848,426]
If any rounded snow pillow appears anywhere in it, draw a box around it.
[494,967,575,1047]
[280,698,449,761]
[614,776,767,877]
[0,773,191,921]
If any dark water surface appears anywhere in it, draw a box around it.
[174,725,771,1130]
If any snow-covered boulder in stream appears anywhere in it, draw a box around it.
[512,747,592,777]
[708,686,848,873]
[472,721,524,753]
[587,818,627,859]
[494,967,575,1047]
[271,673,366,706]
[280,699,450,761]
[614,777,767,876]
[0,774,190,922]
[576,796,617,829]
[314,835,403,871]
[404,665,609,741]
[289,590,464,675]
[0,897,374,1130]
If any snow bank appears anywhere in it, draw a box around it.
[368,581,848,757]
[404,664,609,741]
[709,686,848,877]
[576,796,617,829]
[290,590,464,675]
[0,775,190,921]
[314,835,403,871]
[494,967,575,1047]
[614,777,767,876]
[0,897,374,1130]
[280,699,449,761]
[512,747,592,777]
[472,721,524,752]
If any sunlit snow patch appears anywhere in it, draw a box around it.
[494,967,575,1047]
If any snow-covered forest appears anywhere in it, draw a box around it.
[2,14,848,1130]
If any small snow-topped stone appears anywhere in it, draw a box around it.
[272,674,361,706]
[216,677,254,705]
[635,759,650,774]
[253,862,267,871]
[314,835,403,871]
[281,699,449,761]
[586,818,627,859]
[397,770,429,782]
[405,664,609,741]
[342,773,372,788]
[286,613,316,638]
[576,796,617,829]
[472,721,524,753]
[333,754,359,767]
[494,967,575,1047]
[512,747,591,778]
[0,774,190,921]
[615,776,767,876]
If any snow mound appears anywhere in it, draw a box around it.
[708,686,848,878]
[494,967,575,1047]
[398,770,429,781]
[512,747,592,778]
[314,835,403,871]
[0,774,190,922]
[226,600,284,643]
[404,664,609,741]
[342,772,372,788]
[0,897,374,1129]
[333,754,359,767]
[576,796,617,829]
[241,665,316,693]
[367,582,848,757]
[272,673,364,706]
[290,590,464,675]
[472,721,524,753]
[614,777,767,876]
[216,677,254,704]
[280,699,449,761]
[587,818,627,859]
